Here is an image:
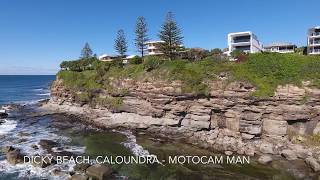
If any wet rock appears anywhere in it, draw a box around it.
[74,163,91,172]
[281,149,298,161]
[50,168,66,176]
[86,164,113,180]
[32,155,56,168]
[0,109,8,119]
[6,149,24,165]
[70,174,89,180]
[2,146,15,153]
[224,151,233,156]
[258,155,272,165]
[17,132,31,137]
[305,157,320,172]
[16,138,28,143]
[31,144,39,150]
[39,139,58,151]
[0,119,5,125]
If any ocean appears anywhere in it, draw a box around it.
[0,75,55,105]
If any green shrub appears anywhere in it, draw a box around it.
[129,56,143,65]
[143,56,164,71]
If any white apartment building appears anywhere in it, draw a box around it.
[146,41,164,55]
[307,26,320,55]
[227,31,263,56]
[264,42,296,53]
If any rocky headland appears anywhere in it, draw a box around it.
[40,77,320,179]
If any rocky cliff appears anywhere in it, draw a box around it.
[44,78,320,176]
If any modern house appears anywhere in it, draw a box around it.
[98,54,118,62]
[227,31,263,56]
[264,42,296,53]
[146,41,164,55]
[307,26,320,55]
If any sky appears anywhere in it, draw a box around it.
[0,0,319,75]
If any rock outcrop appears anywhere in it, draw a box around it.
[44,78,320,175]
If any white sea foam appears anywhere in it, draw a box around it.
[0,119,17,135]
[15,98,47,106]
[0,159,72,180]
[116,130,150,156]
[32,88,44,91]
[36,93,51,96]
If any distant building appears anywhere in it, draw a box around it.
[123,55,138,64]
[98,54,118,62]
[307,26,320,55]
[264,42,296,53]
[146,41,164,55]
[227,31,263,56]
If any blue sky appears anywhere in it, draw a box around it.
[0,0,319,75]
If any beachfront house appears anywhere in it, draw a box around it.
[307,26,320,55]
[227,31,263,56]
[264,42,296,53]
[146,41,164,56]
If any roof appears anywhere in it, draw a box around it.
[146,40,165,44]
[98,54,117,59]
[265,42,296,48]
[228,31,253,36]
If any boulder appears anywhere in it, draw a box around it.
[224,151,233,156]
[259,143,275,154]
[6,149,24,165]
[74,163,91,172]
[32,155,56,168]
[39,139,58,151]
[70,174,89,180]
[313,122,320,135]
[263,119,287,136]
[244,145,255,156]
[86,164,113,180]
[258,155,273,165]
[305,157,320,172]
[2,146,15,153]
[241,133,255,140]
[281,149,298,161]
[0,109,8,119]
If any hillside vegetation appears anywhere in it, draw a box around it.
[57,53,320,105]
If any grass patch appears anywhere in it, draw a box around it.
[57,53,320,98]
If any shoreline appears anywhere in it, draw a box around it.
[40,99,320,179]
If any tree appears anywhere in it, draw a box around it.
[135,16,149,58]
[211,48,222,55]
[114,29,128,57]
[159,12,183,60]
[81,42,93,59]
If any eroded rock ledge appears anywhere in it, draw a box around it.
[42,78,320,177]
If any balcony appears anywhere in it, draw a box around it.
[310,41,320,46]
[309,49,320,54]
[310,32,320,37]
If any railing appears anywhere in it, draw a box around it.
[311,41,320,45]
[311,32,320,36]
[232,39,250,43]
[314,49,320,52]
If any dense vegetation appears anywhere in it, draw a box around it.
[57,53,320,108]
